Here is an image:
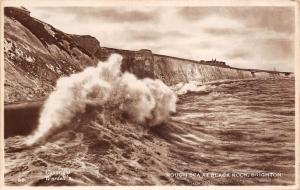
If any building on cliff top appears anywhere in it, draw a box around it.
[199,59,228,67]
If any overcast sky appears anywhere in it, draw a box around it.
[27,6,295,72]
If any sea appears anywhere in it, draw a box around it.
[5,78,295,186]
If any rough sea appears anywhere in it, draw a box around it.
[5,78,295,186]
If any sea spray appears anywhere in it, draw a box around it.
[25,54,177,146]
[172,81,208,95]
[171,79,256,95]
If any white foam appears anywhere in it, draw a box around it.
[25,54,177,146]
[172,81,209,95]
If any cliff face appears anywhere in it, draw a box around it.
[152,55,254,85]
[97,48,285,86]
[4,7,99,103]
[4,7,290,104]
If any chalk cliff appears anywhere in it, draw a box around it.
[4,7,292,104]
[4,7,99,103]
[97,48,290,86]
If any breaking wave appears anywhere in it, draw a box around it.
[25,54,177,146]
[172,78,259,96]
[171,81,209,95]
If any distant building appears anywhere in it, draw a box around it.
[199,58,228,67]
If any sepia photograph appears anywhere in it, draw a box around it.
[1,0,299,187]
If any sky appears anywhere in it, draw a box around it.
[27,6,295,72]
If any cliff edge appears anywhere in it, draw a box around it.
[4,7,100,103]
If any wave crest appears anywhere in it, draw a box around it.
[25,54,177,146]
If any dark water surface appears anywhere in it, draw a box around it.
[168,78,295,185]
[5,78,295,185]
